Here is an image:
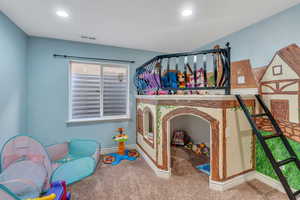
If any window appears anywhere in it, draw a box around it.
[143,108,154,142]
[272,65,282,76]
[237,68,245,84]
[69,61,129,122]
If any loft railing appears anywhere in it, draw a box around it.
[135,43,231,95]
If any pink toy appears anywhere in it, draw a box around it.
[146,90,168,95]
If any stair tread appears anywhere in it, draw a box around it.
[293,189,300,197]
[278,157,296,167]
[252,113,267,117]
[263,134,281,140]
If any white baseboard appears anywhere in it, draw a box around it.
[209,170,256,191]
[210,171,295,194]
[101,144,136,154]
[136,145,170,179]
[255,172,296,194]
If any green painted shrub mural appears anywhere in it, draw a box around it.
[256,131,300,190]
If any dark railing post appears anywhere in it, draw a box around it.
[193,56,197,87]
[184,57,188,85]
[225,43,231,95]
[203,54,208,87]
[175,57,179,88]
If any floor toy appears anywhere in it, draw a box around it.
[128,149,139,158]
[0,136,99,199]
[44,181,70,200]
[26,194,56,200]
[102,155,115,164]
[105,128,137,165]
[196,163,210,175]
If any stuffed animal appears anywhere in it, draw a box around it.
[199,143,210,156]
[161,70,178,89]
[191,143,210,156]
[177,72,185,95]
[190,68,205,94]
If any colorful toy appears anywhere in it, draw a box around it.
[177,72,186,94]
[184,142,193,150]
[161,70,178,88]
[191,143,210,156]
[177,72,186,89]
[26,181,70,200]
[146,90,168,95]
[128,149,139,158]
[27,194,56,200]
[44,181,70,200]
[103,128,137,165]
[103,155,115,164]
[172,130,190,146]
[190,68,205,94]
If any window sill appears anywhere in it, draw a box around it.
[66,116,131,124]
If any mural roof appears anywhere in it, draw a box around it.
[231,59,258,89]
[277,43,300,78]
[258,43,300,81]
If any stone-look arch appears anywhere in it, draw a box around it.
[162,107,220,181]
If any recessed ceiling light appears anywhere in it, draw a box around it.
[56,10,69,18]
[182,9,193,17]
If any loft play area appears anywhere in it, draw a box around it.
[135,44,300,200]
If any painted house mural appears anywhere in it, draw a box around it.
[230,44,300,143]
[229,44,300,190]
[256,44,300,143]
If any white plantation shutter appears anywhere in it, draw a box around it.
[70,61,129,121]
[103,66,128,116]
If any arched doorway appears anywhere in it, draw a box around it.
[162,107,220,181]
[170,114,210,176]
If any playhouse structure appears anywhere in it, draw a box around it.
[135,44,260,191]
[134,43,300,197]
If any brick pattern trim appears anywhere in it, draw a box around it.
[256,118,300,143]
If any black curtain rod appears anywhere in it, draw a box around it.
[53,54,135,64]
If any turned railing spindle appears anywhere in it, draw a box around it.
[203,54,208,87]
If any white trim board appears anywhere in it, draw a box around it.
[255,172,296,194]
[136,145,170,179]
[210,171,256,191]
[210,171,295,194]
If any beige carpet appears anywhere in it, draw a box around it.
[70,157,288,200]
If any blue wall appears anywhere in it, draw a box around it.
[26,37,159,148]
[200,4,300,68]
[0,12,28,148]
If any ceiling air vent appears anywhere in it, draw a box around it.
[80,35,96,40]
